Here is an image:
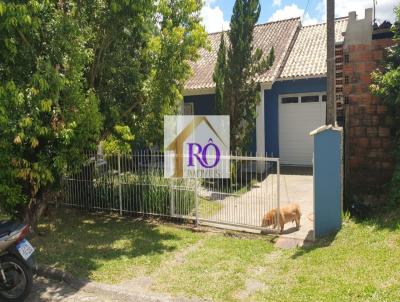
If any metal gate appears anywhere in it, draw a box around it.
[193,155,280,231]
[61,151,280,232]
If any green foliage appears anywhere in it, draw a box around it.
[103,125,135,155]
[135,0,208,147]
[213,0,275,152]
[0,1,102,219]
[67,169,195,216]
[77,0,155,133]
[0,0,207,219]
[370,6,400,205]
[370,10,400,105]
[386,151,400,206]
[71,0,207,148]
[213,32,227,115]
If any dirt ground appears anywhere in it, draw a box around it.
[28,277,113,302]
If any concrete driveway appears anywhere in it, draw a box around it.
[278,167,314,241]
[199,166,314,241]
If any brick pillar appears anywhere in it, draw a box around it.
[343,35,396,205]
[335,43,345,126]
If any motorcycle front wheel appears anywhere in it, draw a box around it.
[0,255,33,302]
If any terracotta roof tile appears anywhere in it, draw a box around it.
[279,18,348,79]
[185,18,301,92]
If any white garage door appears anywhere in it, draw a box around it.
[279,93,326,166]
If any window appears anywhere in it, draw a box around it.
[281,97,298,104]
[301,95,319,103]
[280,93,327,105]
[183,103,194,115]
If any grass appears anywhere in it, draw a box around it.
[250,217,400,301]
[154,234,273,301]
[202,177,260,197]
[0,212,10,220]
[33,207,400,301]
[32,208,202,283]
[233,178,259,196]
[198,197,223,218]
[152,212,400,301]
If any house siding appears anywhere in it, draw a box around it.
[184,94,257,153]
[265,77,327,157]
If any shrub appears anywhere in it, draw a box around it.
[62,169,196,217]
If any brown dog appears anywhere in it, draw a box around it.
[261,203,301,233]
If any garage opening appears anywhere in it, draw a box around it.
[278,92,326,166]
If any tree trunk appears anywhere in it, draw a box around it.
[23,198,48,235]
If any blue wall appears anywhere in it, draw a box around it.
[184,94,216,115]
[313,128,342,238]
[264,77,327,157]
[184,94,256,153]
[184,77,327,157]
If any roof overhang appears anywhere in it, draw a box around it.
[276,74,327,82]
[183,87,215,96]
[260,82,273,90]
[184,81,273,96]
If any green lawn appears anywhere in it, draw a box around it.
[33,209,202,283]
[154,234,273,300]
[234,178,259,196]
[0,212,10,220]
[33,208,400,301]
[198,197,223,218]
[250,218,400,301]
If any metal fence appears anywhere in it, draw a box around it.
[61,151,280,232]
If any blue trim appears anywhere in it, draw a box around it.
[264,77,327,157]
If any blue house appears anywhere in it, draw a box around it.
[183,17,348,166]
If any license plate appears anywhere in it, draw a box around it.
[16,239,35,260]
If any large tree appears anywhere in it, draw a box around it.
[214,0,274,152]
[213,31,227,115]
[134,0,208,147]
[0,0,207,224]
[75,0,155,135]
[371,6,400,205]
[0,1,102,226]
[74,0,207,148]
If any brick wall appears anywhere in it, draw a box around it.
[343,35,396,205]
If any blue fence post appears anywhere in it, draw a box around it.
[310,125,343,239]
